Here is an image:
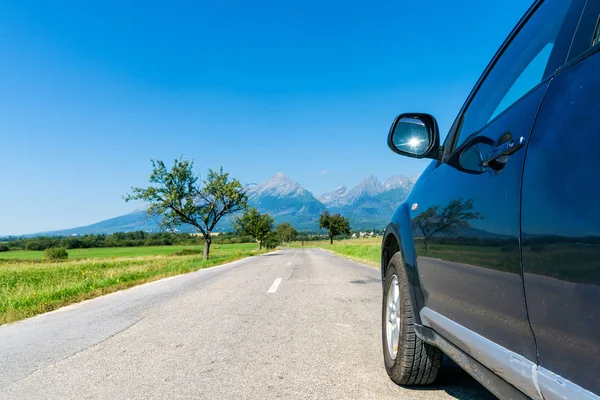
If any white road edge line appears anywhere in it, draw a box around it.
[267,278,282,293]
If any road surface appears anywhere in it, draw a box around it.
[0,249,493,399]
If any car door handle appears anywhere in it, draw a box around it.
[481,136,525,168]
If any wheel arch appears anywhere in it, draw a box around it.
[382,203,423,325]
[381,229,401,283]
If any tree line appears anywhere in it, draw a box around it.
[0,231,258,252]
[231,208,351,249]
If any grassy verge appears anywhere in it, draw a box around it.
[292,238,382,267]
[0,243,264,325]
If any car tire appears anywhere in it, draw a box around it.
[382,252,442,385]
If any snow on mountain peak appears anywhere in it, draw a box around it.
[317,185,349,205]
[251,172,418,207]
[249,173,306,198]
[384,175,410,190]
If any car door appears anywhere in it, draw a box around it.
[409,0,583,397]
[521,2,600,397]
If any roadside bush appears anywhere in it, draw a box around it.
[44,248,69,260]
[171,248,203,256]
[0,244,9,252]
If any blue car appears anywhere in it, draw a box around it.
[380,0,600,398]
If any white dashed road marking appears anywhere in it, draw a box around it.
[267,278,282,293]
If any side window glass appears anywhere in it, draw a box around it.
[453,0,572,149]
[490,43,553,121]
[593,17,600,46]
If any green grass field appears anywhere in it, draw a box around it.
[0,244,258,260]
[0,243,263,325]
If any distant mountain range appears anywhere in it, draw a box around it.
[22,173,419,237]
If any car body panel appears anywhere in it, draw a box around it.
[408,81,548,367]
[521,47,600,395]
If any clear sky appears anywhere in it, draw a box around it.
[0,0,532,235]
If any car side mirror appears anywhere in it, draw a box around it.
[387,113,441,160]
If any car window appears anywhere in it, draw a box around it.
[490,43,553,121]
[453,0,572,149]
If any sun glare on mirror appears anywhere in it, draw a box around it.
[408,137,421,147]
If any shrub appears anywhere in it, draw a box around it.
[171,248,204,256]
[0,244,9,252]
[44,247,69,260]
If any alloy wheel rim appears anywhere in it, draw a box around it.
[386,275,400,360]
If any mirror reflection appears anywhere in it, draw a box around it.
[391,117,431,156]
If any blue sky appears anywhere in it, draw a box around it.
[0,0,531,235]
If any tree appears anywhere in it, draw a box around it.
[274,222,298,244]
[232,207,274,249]
[25,241,43,251]
[264,231,281,249]
[414,198,483,253]
[298,233,308,246]
[125,158,247,260]
[319,211,351,244]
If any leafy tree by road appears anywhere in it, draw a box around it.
[318,211,351,244]
[298,233,308,246]
[274,222,298,244]
[264,231,281,249]
[414,198,483,253]
[232,207,274,249]
[125,157,247,260]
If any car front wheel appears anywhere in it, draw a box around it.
[382,252,442,385]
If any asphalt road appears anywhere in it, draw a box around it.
[0,249,493,399]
